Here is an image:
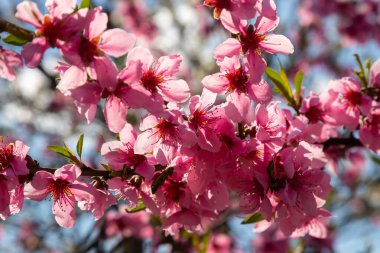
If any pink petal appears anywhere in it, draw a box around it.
[220,9,247,34]
[256,0,277,19]
[84,7,108,40]
[370,59,380,87]
[15,1,44,28]
[163,210,200,228]
[126,46,153,72]
[135,162,155,180]
[260,34,294,55]
[247,53,267,80]
[140,114,160,131]
[254,15,279,34]
[225,92,251,123]
[248,80,273,103]
[45,0,76,19]
[134,130,157,154]
[52,198,76,228]
[121,84,165,113]
[232,2,258,20]
[57,65,87,95]
[156,54,182,77]
[159,79,191,103]
[200,87,217,105]
[92,57,118,91]
[118,60,143,84]
[201,74,229,94]
[99,28,136,57]
[214,38,242,61]
[119,123,137,145]
[75,102,98,124]
[70,81,102,104]
[0,182,10,212]
[55,164,81,182]
[104,95,128,133]
[197,128,222,152]
[21,38,49,68]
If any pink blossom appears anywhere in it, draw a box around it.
[24,164,96,228]
[64,7,136,67]
[215,12,294,77]
[204,0,276,20]
[134,110,197,165]
[104,206,153,239]
[253,102,287,153]
[120,46,190,113]
[290,210,330,239]
[0,139,30,176]
[101,123,155,179]
[0,139,30,219]
[15,0,85,67]
[0,46,22,81]
[370,59,380,88]
[202,55,272,101]
[360,112,380,153]
[187,89,225,152]
[323,77,372,131]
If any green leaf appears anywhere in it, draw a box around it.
[126,203,145,213]
[279,63,292,97]
[48,145,72,159]
[294,70,304,104]
[200,231,211,253]
[151,172,168,194]
[100,163,113,172]
[80,0,91,9]
[266,67,293,103]
[76,134,84,159]
[241,212,264,224]
[2,34,29,46]
[151,167,174,194]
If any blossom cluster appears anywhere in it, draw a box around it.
[0,0,380,246]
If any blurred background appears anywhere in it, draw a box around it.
[0,0,380,252]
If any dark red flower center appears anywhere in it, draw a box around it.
[78,36,102,65]
[46,179,73,207]
[163,180,186,204]
[140,68,164,93]
[0,143,14,170]
[344,90,362,107]
[154,118,179,145]
[305,105,324,123]
[225,67,249,93]
[239,25,266,54]
[36,16,62,47]
[189,108,209,129]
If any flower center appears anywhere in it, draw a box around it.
[239,25,266,54]
[36,16,62,47]
[78,36,102,65]
[189,108,209,129]
[225,67,249,93]
[140,68,164,93]
[0,143,14,170]
[163,180,186,204]
[46,179,73,207]
[154,118,179,145]
[305,105,324,123]
[344,90,362,107]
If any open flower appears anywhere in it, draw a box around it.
[24,164,96,228]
